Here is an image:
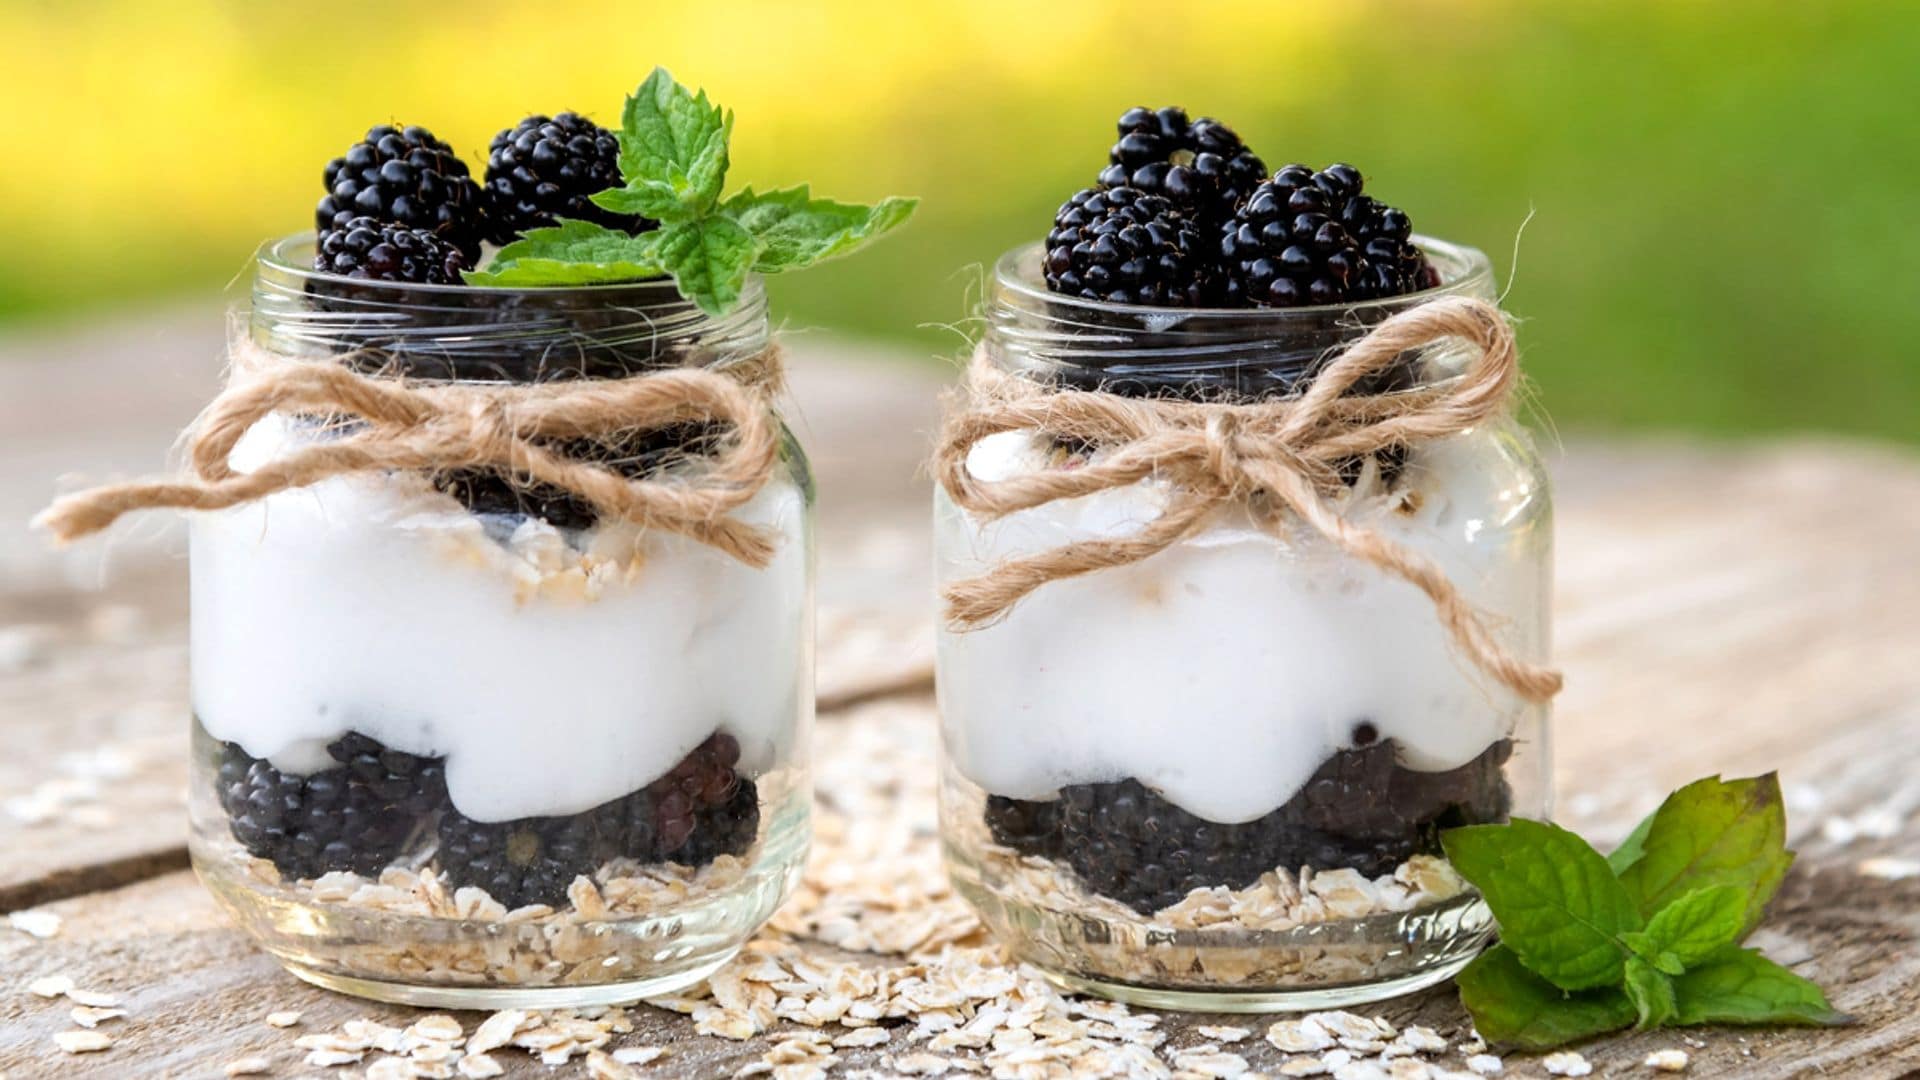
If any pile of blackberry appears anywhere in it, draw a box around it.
[216,734,446,880]
[984,737,1512,915]
[214,731,758,908]
[1043,107,1439,310]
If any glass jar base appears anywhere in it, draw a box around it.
[1028,952,1477,1015]
[279,951,737,1010]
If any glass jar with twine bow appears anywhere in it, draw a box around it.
[36,234,815,1008]
[931,237,1558,1011]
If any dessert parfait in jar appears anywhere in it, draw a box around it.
[933,106,1559,1011]
[36,70,914,1007]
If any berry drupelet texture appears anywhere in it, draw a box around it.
[318,124,490,263]
[432,732,759,909]
[215,735,447,880]
[1221,163,1441,308]
[1099,106,1267,224]
[983,738,1512,914]
[484,112,656,239]
[1044,187,1215,307]
[314,216,469,285]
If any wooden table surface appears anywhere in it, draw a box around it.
[1,311,1916,1078]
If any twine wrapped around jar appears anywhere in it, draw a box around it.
[35,334,790,566]
[932,294,1564,703]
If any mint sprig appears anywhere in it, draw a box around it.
[464,68,917,314]
[1443,773,1849,1051]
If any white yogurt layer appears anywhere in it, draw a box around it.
[936,425,1548,825]
[191,415,810,823]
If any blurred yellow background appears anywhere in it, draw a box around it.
[1,0,1915,438]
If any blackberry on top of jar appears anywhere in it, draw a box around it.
[317,124,490,264]
[1099,106,1267,225]
[1042,186,1215,307]
[484,112,659,239]
[1220,162,1441,308]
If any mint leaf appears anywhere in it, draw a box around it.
[1616,774,1792,936]
[1442,819,1642,991]
[1639,884,1749,968]
[1607,809,1657,876]
[649,217,758,316]
[721,186,918,272]
[1672,947,1851,1027]
[593,67,732,222]
[464,220,663,287]
[1619,931,1688,977]
[1624,955,1677,1029]
[1456,944,1636,1051]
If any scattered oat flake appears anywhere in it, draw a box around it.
[266,1010,303,1028]
[833,1027,891,1048]
[9,909,61,938]
[1543,1051,1592,1076]
[1174,1047,1250,1077]
[1465,1055,1502,1076]
[458,1053,506,1079]
[365,1059,414,1080]
[28,974,74,997]
[892,1053,962,1075]
[1268,1017,1336,1053]
[466,1009,529,1053]
[1859,856,1920,880]
[1279,1058,1330,1077]
[612,1045,667,1065]
[305,1047,366,1067]
[225,1057,273,1077]
[70,1005,128,1028]
[586,1049,639,1080]
[1644,1049,1690,1072]
[1198,1025,1251,1043]
[409,1013,464,1042]
[54,1030,113,1053]
[65,988,121,1008]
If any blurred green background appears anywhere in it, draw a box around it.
[1,0,1914,439]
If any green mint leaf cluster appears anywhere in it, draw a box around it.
[465,68,917,314]
[1442,774,1848,1051]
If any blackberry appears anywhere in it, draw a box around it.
[436,807,605,909]
[484,113,656,239]
[434,732,756,907]
[1043,187,1214,307]
[1220,163,1441,308]
[983,739,1512,914]
[1099,106,1267,224]
[215,734,446,880]
[314,216,468,285]
[318,124,489,263]
[636,732,756,862]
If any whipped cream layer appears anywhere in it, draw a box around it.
[936,425,1548,825]
[191,415,810,822]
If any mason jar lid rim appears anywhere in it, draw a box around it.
[264,231,766,306]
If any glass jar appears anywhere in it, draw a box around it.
[187,235,813,1007]
[935,238,1550,1011]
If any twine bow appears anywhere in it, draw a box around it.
[934,294,1563,702]
[36,337,788,567]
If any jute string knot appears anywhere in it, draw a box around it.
[934,294,1563,702]
[37,336,790,567]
